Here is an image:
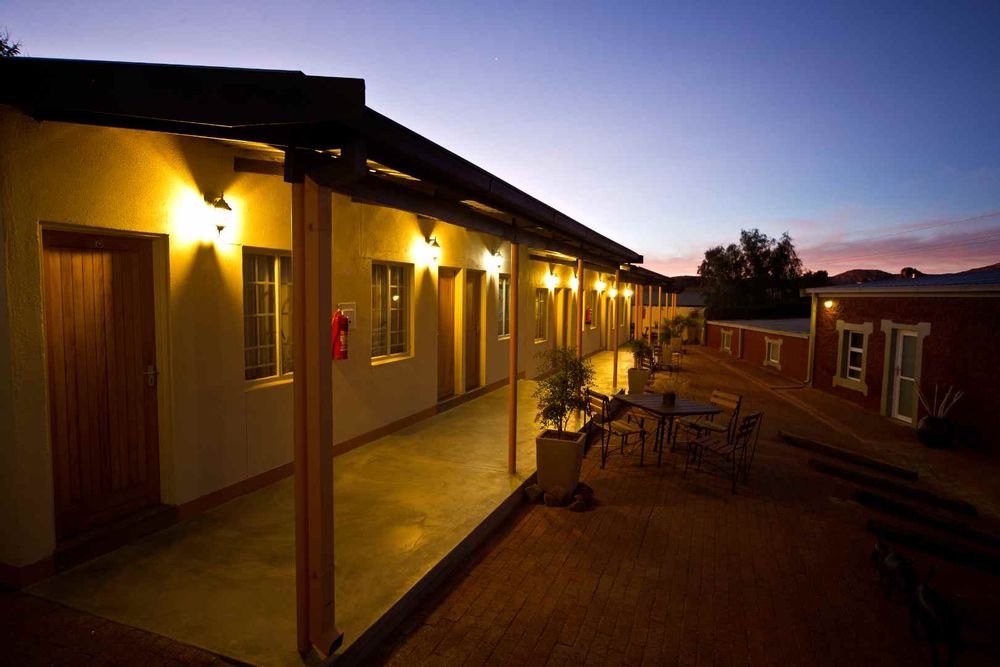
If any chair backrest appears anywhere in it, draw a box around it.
[709,390,743,440]
[735,411,763,477]
[586,388,611,423]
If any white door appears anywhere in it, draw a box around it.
[892,331,919,422]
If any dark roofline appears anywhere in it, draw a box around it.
[0,56,642,266]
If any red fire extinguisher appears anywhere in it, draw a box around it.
[331,308,349,360]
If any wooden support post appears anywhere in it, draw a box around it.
[576,259,584,359]
[612,269,620,391]
[657,285,663,342]
[292,176,342,657]
[647,285,653,341]
[507,242,519,475]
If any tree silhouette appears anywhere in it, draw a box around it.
[1,29,21,57]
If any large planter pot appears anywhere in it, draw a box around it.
[627,368,650,395]
[917,416,954,449]
[536,429,586,498]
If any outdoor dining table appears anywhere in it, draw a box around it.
[615,394,722,466]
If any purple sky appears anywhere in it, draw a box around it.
[5,1,1000,276]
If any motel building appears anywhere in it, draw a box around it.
[0,58,677,664]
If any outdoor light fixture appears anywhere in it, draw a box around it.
[569,274,579,290]
[205,193,232,236]
[824,299,834,309]
[608,287,619,299]
[623,287,633,299]
[544,272,559,290]
[492,251,503,271]
[595,279,607,293]
[427,236,442,263]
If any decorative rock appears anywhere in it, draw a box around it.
[567,494,587,512]
[543,486,568,507]
[524,484,544,504]
[576,482,594,503]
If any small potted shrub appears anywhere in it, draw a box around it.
[533,348,595,499]
[622,338,651,394]
[916,385,964,448]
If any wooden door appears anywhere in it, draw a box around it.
[42,230,160,540]
[437,268,457,400]
[465,271,482,391]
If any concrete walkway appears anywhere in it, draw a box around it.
[27,370,568,666]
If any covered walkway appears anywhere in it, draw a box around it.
[28,373,564,665]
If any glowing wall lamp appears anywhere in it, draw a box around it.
[569,274,579,290]
[823,299,835,309]
[492,251,503,272]
[543,272,559,290]
[608,287,619,299]
[204,193,232,236]
[595,278,607,293]
[427,236,442,263]
[623,287,633,299]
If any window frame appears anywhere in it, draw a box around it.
[242,250,293,383]
[371,261,413,362]
[764,336,782,370]
[720,328,733,353]
[497,274,511,339]
[534,288,548,342]
[833,320,873,395]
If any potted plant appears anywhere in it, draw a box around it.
[533,348,595,499]
[916,385,964,448]
[622,338,652,394]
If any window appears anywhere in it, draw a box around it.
[841,331,865,380]
[534,288,548,341]
[720,329,732,353]
[833,320,872,394]
[497,274,511,337]
[243,251,293,381]
[372,262,411,359]
[619,295,626,326]
[764,337,781,369]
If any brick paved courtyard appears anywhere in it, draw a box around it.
[370,349,1000,667]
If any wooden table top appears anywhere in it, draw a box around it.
[616,394,722,418]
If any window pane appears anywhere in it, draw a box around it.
[371,264,387,357]
[535,289,547,340]
[243,252,278,380]
[849,350,863,369]
[850,332,864,349]
[498,276,510,336]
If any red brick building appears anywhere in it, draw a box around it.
[705,318,810,383]
[805,270,1000,450]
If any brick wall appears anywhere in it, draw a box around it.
[813,295,1000,451]
[706,323,809,383]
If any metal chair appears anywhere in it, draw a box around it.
[684,412,763,493]
[586,389,647,467]
[672,389,742,451]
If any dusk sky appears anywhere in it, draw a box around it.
[6,1,1000,276]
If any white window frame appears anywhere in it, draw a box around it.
[764,336,782,370]
[720,329,733,353]
[242,250,293,382]
[534,288,548,342]
[371,261,413,362]
[497,274,511,338]
[833,320,873,395]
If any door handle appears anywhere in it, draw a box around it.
[144,365,158,387]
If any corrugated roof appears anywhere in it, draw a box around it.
[707,318,811,335]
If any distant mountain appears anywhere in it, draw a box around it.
[828,269,894,285]
[962,261,1000,273]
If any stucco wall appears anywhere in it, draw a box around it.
[813,295,1000,450]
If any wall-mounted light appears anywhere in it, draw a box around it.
[608,287,619,299]
[623,287,633,299]
[569,274,579,290]
[544,272,559,290]
[595,279,607,293]
[492,251,503,271]
[204,193,232,236]
[427,236,442,263]
[823,299,834,309]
